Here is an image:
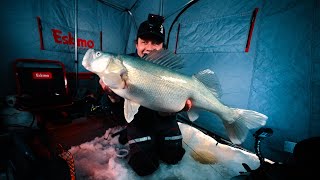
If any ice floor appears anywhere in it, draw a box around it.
[69,123,261,180]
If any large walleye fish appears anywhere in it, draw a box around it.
[82,49,268,144]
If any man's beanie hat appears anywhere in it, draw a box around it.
[137,14,165,42]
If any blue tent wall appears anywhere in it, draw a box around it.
[249,0,319,161]
[0,0,319,164]
[312,0,320,138]
[154,0,319,162]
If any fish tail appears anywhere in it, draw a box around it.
[223,108,268,144]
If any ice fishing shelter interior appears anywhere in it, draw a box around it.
[0,0,319,179]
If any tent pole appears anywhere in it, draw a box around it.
[74,0,78,95]
[160,0,164,16]
[98,0,126,11]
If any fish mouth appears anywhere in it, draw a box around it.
[82,49,95,68]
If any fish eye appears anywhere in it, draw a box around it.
[95,51,102,57]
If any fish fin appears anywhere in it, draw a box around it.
[223,108,268,144]
[187,108,200,121]
[193,69,222,98]
[124,100,140,123]
[101,56,128,89]
[110,58,127,73]
[102,72,126,89]
[143,49,184,71]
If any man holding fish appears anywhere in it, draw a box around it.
[98,14,187,176]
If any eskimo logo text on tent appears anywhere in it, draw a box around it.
[32,72,53,79]
[52,29,95,48]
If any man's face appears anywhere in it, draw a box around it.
[136,37,163,57]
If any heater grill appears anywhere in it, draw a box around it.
[57,144,76,180]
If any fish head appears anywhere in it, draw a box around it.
[82,49,127,90]
[82,49,114,74]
